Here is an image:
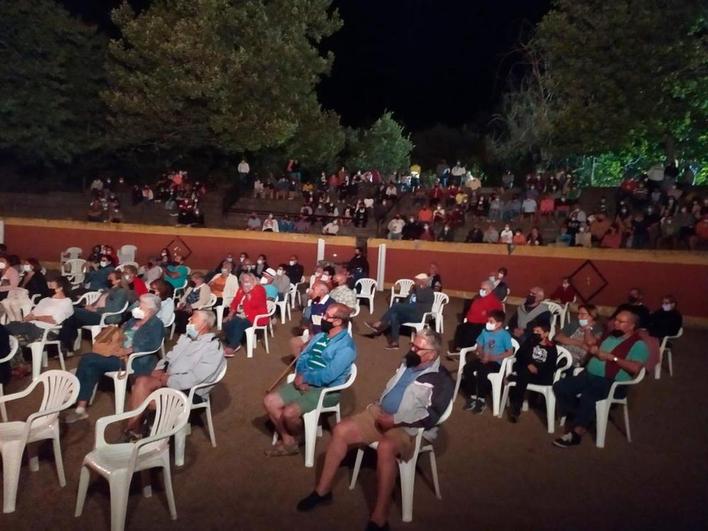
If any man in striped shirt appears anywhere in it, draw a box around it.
[264,303,357,456]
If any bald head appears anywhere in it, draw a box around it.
[311,281,330,299]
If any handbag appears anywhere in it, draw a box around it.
[92,326,128,379]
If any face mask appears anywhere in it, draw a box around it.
[485,322,497,331]
[161,252,168,257]
[226,257,233,262]
[610,329,624,338]
[533,333,543,343]
[320,319,334,334]
[240,256,245,262]
[321,274,331,282]
[289,260,296,266]
[479,289,487,297]
[488,276,496,283]
[0,263,6,270]
[100,261,109,268]
[221,268,230,275]
[186,323,199,339]
[578,319,589,327]
[131,307,145,320]
[259,277,268,285]
[22,264,32,272]
[404,350,422,368]
[525,295,536,306]
[662,304,673,312]
[628,295,639,304]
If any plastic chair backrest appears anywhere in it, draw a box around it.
[63,259,86,276]
[431,292,449,314]
[146,388,190,439]
[393,279,414,296]
[1,335,19,364]
[118,244,137,263]
[554,346,573,379]
[355,278,376,295]
[35,370,80,416]
[189,362,227,403]
[62,247,82,261]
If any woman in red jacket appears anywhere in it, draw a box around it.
[223,272,268,356]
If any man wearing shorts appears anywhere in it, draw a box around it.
[296,327,453,531]
[264,303,356,456]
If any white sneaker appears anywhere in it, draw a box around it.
[64,410,89,424]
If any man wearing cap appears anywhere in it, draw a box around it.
[365,273,434,350]
[260,268,280,300]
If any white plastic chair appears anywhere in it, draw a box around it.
[117,244,138,264]
[543,301,563,339]
[486,338,520,417]
[0,336,19,422]
[91,344,162,414]
[73,290,102,307]
[349,391,455,523]
[28,325,65,380]
[62,259,87,287]
[174,362,227,467]
[74,301,129,352]
[499,346,573,432]
[272,365,358,468]
[215,304,228,331]
[655,327,683,379]
[275,292,292,324]
[390,279,414,307]
[162,313,176,355]
[244,301,276,358]
[291,276,307,309]
[60,247,82,266]
[347,303,361,337]
[592,367,646,448]
[355,278,377,315]
[194,293,218,311]
[0,370,79,513]
[172,279,188,301]
[74,388,189,531]
[402,292,450,337]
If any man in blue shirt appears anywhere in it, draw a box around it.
[264,303,356,457]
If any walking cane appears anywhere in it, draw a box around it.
[265,356,298,393]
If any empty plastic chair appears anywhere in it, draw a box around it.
[0,370,79,513]
[355,278,377,315]
[0,336,19,422]
[74,388,190,531]
[389,279,414,307]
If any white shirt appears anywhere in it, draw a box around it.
[388,219,404,234]
[451,164,466,176]
[262,218,280,232]
[322,222,340,235]
[157,297,175,326]
[238,161,250,174]
[30,297,74,329]
[500,229,513,244]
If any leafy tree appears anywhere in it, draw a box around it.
[283,104,345,173]
[103,0,341,157]
[535,0,706,160]
[0,0,107,166]
[345,112,413,174]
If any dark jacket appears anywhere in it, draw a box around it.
[514,337,558,383]
[648,309,682,339]
[0,324,10,385]
[406,286,435,320]
[122,315,166,374]
[285,263,305,284]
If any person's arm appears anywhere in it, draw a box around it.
[132,319,165,353]
[399,372,454,429]
[301,342,356,388]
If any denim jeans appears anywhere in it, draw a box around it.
[380,303,419,343]
[74,352,157,402]
[223,317,252,347]
[553,371,625,429]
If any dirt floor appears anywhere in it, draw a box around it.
[1,293,707,531]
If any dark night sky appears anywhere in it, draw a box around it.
[60,0,551,131]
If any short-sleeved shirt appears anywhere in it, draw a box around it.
[476,329,513,359]
[587,335,649,382]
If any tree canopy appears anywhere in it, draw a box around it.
[103,0,341,158]
[0,0,107,166]
[344,112,414,175]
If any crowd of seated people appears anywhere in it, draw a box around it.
[0,236,692,530]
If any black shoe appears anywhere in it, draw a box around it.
[471,398,486,414]
[552,432,581,448]
[296,490,332,512]
[463,396,477,411]
[365,521,390,531]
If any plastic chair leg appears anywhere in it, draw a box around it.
[74,465,90,517]
[398,459,416,523]
[654,359,662,380]
[113,379,127,415]
[349,448,365,489]
[667,349,673,377]
[162,459,178,520]
[489,376,502,417]
[428,450,441,499]
[623,404,632,443]
[0,385,7,423]
[2,440,24,513]
[175,424,188,467]
[205,403,216,447]
[303,411,319,468]
[245,328,255,358]
[264,329,270,353]
[30,343,44,381]
[545,393,555,434]
[595,401,610,448]
[52,432,67,486]
[108,473,131,531]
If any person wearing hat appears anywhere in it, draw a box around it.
[365,273,434,350]
[259,267,280,300]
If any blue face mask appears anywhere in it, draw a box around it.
[186,323,198,339]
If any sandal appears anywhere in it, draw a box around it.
[264,443,299,457]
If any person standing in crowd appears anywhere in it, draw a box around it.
[491,267,509,301]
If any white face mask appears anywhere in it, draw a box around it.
[662,304,673,312]
[289,260,296,266]
[0,263,6,270]
[221,268,230,275]
[321,274,331,282]
[100,261,109,268]
[257,259,264,265]
[259,277,268,285]
[131,307,145,320]
[578,318,589,327]
[485,322,497,331]
[488,276,496,283]
[185,323,198,339]
[479,289,487,297]
[22,264,32,272]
